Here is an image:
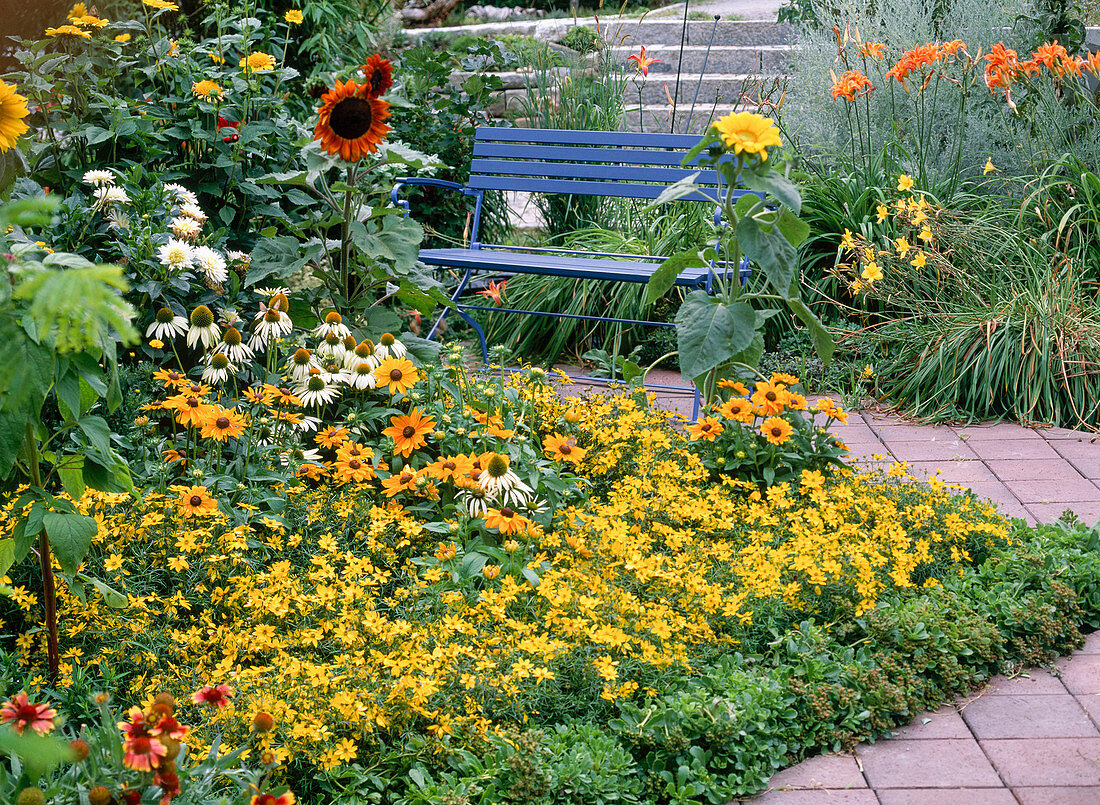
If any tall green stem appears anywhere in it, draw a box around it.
[24,424,59,686]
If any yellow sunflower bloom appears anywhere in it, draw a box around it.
[0,81,30,153]
[239,52,276,73]
[711,111,783,160]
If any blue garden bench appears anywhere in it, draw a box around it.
[391,127,753,414]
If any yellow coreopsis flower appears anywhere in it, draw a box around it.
[285,9,304,24]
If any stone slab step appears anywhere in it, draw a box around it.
[589,18,795,47]
[618,104,750,133]
[634,73,783,104]
[609,43,793,73]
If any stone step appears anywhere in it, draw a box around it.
[633,72,783,104]
[586,18,795,47]
[617,103,748,133]
[608,43,793,74]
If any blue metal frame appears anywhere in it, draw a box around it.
[391,127,759,419]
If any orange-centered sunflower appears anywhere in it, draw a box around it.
[313,79,391,162]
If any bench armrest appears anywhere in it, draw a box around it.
[390,177,468,214]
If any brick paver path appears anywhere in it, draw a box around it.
[557,371,1100,803]
[739,631,1100,803]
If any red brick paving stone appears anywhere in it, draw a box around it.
[876,790,1016,805]
[876,440,979,462]
[1003,477,1100,504]
[981,670,1069,695]
[953,424,1046,441]
[1026,502,1100,526]
[986,458,1087,481]
[1079,695,1100,729]
[742,789,880,804]
[890,705,971,740]
[1082,632,1100,653]
[1014,787,1100,804]
[979,737,1100,787]
[1051,439,1100,460]
[1066,456,1100,480]
[904,461,998,483]
[990,499,1038,525]
[856,739,1002,788]
[765,753,866,791]
[967,440,1063,460]
[864,423,960,442]
[951,481,1026,507]
[960,694,1099,739]
[1056,654,1100,695]
[1036,426,1098,439]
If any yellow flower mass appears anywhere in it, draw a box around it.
[0,81,30,153]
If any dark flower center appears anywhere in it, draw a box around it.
[402,426,415,438]
[190,495,203,506]
[349,460,361,470]
[401,473,413,483]
[216,417,230,429]
[701,423,712,431]
[560,444,572,454]
[390,369,403,381]
[187,397,200,408]
[443,461,456,470]
[16,705,40,722]
[500,507,515,518]
[766,391,778,402]
[349,446,362,456]
[330,96,374,140]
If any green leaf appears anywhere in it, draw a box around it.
[246,237,311,286]
[0,538,15,577]
[736,218,797,299]
[675,292,758,381]
[58,461,86,500]
[81,574,128,608]
[0,728,72,773]
[617,357,643,383]
[775,208,811,248]
[0,410,25,478]
[77,415,113,459]
[1,328,54,418]
[786,298,835,365]
[15,260,137,351]
[55,367,81,423]
[42,511,97,576]
[739,170,802,214]
[649,173,710,209]
[647,250,705,306]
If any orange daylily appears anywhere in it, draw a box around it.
[628,46,661,77]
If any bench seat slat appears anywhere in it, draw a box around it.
[470,158,719,185]
[474,127,701,148]
[472,142,704,167]
[419,248,709,286]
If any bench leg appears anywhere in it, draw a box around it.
[427,267,490,364]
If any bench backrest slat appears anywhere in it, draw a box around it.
[470,158,722,187]
[470,126,728,199]
[474,127,701,148]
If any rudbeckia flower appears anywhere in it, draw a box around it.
[175,485,218,516]
[313,78,390,162]
[382,408,436,457]
[374,357,418,395]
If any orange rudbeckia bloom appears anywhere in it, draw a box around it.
[382,409,436,457]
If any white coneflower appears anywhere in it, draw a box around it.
[286,347,317,382]
[373,332,407,360]
[318,357,349,385]
[170,216,202,241]
[95,186,130,206]
[186,305,221,350]
[478,452,531,502]
[252,285,291,299]
[146,306,188,340]
[201,352,234,384]
[312,311,351,340]
[192,246,228,284]
[163,183,199,206]
[157,238,194,272]
[457,487,489,518]
[250,305,293,350]
[226,250,250,267]
[277,445,323,467]
[348,360,378,390]
[296,370,340,407]
[179,202,208,223]
[214,326,253,364]
[83,169,115,186]
[344,340,379,371]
